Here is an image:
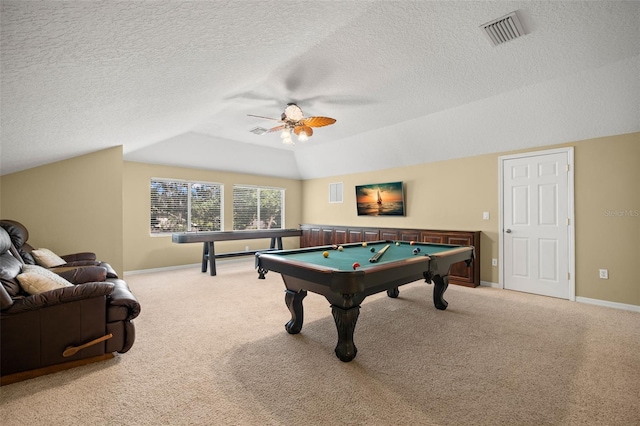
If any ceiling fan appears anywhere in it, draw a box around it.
[248,103,336,145]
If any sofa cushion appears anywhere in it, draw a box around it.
[0,220,36,264]
[31,248,66,268]
[17,264,73,295]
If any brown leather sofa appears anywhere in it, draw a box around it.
[0,219,118,278]
[0,227,140,384]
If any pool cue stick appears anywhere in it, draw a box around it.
[369,244,391,263]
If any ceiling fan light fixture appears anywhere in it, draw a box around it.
[282,136,294,145]
[248,103,336,145]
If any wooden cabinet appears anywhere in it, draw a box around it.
[421,233,444,243]
[301,225,322,247]
[380,229,399,240]
[300,224,481,288]
[420,231,478,286]
[399,229,421,242]
[334,228,348,245]
[363,230,380,241]
[347,228,363,243]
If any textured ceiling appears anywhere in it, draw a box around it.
[1,1,639,180]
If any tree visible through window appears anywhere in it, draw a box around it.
[150,179,222,233]
[233,185,284,230]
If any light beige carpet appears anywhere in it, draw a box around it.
[1,259,639,425]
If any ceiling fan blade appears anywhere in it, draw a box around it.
[266,125,286,133]
[247,114,282,122]
[298,94,374,106]
[302,116,336,128]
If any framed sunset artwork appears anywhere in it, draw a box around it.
[355,181,405,216]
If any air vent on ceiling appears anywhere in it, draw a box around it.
[249,127,268,135]
[480,11,525,47]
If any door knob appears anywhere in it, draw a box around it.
[505,229,512,233]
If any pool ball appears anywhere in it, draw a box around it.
[370,247,375,252]
[415,247,421,253]
[396,242,400,246]
[362,242,367,247]
[338,246,344,251]
[332,244,338,250]
[352,262,360,270]
[322,251,329,258]
[413,248,419,255]
[410,241,415,245]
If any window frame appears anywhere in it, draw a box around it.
[232,184,285,231]
[150,178,224,236]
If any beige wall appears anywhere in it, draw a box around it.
[0,147,124,275]
[574,133,639,304]
[122,162,303,272]
[1,133,637,306]
[301,154,499,285]
[301,132,639,306]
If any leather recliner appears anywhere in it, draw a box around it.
[0,227,140,382]
[0,219,118,278]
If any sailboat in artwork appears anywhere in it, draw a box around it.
[377,190,382,205]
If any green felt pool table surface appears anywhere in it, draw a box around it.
[274,241,461,271]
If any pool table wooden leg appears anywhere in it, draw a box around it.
[331,305,360,362]
[432,275,449,310]
[284,289,307,334]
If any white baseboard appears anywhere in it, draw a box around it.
[575,296,640,313]
[124,263,200,276]
[124,257,254,277]
[477,282,638,312]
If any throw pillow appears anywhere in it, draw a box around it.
[31,248,66,268]
[17,265,73,295]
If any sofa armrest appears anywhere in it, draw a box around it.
[61,252,97,263]
[2,282,114,315]
[107,279,141,320]
[57,266,107,284]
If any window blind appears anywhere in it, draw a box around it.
[233,185,284,230]
[150,179,222,234]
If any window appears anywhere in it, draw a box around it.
[150,179,222,234]
[233,185,284,230]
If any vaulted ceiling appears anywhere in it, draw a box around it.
[1,1,639,180]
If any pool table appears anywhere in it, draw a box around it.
[255,240,474,362]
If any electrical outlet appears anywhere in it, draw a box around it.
[599,269,608,279]
[483,212,490,220]
[492,258,498,266]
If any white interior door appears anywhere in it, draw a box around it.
[500,148,574,300]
